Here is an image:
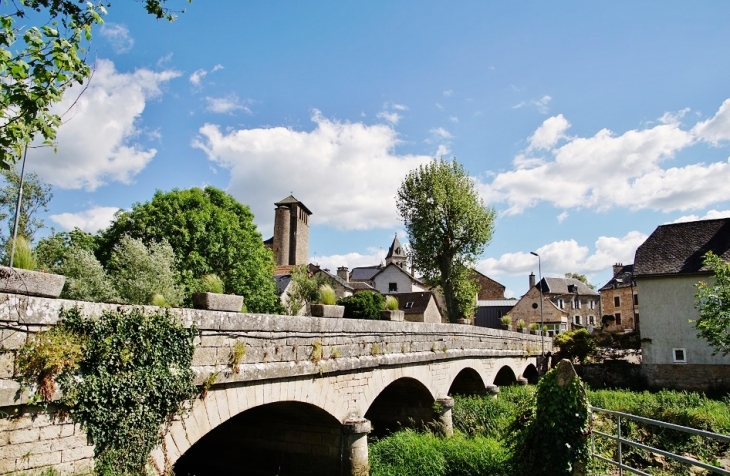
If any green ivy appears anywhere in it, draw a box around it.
[20,307,197,475]
[508,360,589,476]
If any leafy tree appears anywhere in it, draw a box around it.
[396,158,496,322]
[35,227,97,272]
[338,292,385,320]
[694,252,730,355]
[96,187,280,313]
[0,167,52,248]
[58,247,119,302]
[285,264,327,315]
[564,272,595,290]
[553,328,597,364]
[1,0,189,167]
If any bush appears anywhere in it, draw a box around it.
[201,274,224,294]
[319,284,337,305]
[553,328,597,363]
[338,291,385,319]
[58,247,119,303]
[384,295,399,311]
[452,386,535,439]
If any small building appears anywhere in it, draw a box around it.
[394,292,442,323]
[264,195,312,267]
[475,299,516,329]
[598,263,639,332]
[635,217,730,392]
[471,270,506,300]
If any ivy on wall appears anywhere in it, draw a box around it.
[17,307,198,475]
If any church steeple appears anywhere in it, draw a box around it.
[385,233,407,268]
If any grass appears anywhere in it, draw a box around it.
[319,284,337,305]
[201,273,224,294]
[384,295,399,311]
[9,236,36,270]
[229,341,246,373]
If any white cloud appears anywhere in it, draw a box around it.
[443,90,453,97]
[557,211,569,223]
[449,116,459,123]
[430,127,453,140]
[377,111,402,125]
[513,95,552,114]
[693,99,730,143]
[312,250,384,272]
[50,207,121,233]
[100,23,134,54]
[671,209,730,223]
[435,144,451,157]
[528,114,570,151]
[476,231,648,281]
[212,64,224,72]
[391,103,408,111]
[27,59,179,190]
[157,53,174,67]
[189,69,207,86]
[192,111,432,232]
[205,95,251,114]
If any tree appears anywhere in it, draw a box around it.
[1,1,189,167]
[57,247,119,303]
[694,252,730,355]
[396,158,496,322]
[0,167,52,246]
[565,272,595,290]
[338,292,385,320]
[35,227,97,272]
[96,187,281,313]
[285,264,326,315]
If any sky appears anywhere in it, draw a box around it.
[12,1,730,299]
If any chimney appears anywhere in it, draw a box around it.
[529,273,536,289]
[613,263,624,277]
[337,266,349,282]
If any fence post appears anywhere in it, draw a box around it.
[618,414,623,476]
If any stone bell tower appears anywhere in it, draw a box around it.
[272,195,312,266]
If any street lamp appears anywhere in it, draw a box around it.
[530,251,545,359]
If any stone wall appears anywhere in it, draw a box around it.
[642,364,730,394]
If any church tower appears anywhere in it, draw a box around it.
[385,233,407,269]
[272,195,312,266]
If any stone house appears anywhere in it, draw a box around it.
[507,276,600,335]
[598,263,638,332]
[634,217,730,392]
[470,270,506,300]
[393,291,443,323]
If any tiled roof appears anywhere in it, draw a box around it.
[274,265,295,275]
[538,277,599,296]
[477,300,518,307]
[315,267,354,291]
[275,195,312,215]
[386,234,406,259]
[371,262,425,285]
[394,292,438,315]
[350,282,375,291]
[599,264,634,291]
[350,265,383,281]
[634,218,730,277]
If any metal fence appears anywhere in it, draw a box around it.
[590,406,730,475]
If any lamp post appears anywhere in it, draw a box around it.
[530,251,545,358]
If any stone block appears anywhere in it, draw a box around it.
[0,329,27,349]
[8,426,40,444]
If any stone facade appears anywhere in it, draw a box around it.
[470,270,505,300]
[0,293,547,475]
[598,264,638,331]
[506,286,568,335]
[271,195,311,266]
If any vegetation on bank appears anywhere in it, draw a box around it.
[371,384,730,476]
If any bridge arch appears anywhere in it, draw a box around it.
[522,363,540,384]
[448,367,487,396]
[493,365,518,386]
[364,377,435,437]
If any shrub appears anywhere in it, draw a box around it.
[453,386,535,439]
[201,273,224,294]
[500,315,511,326]
[529,322,539,332]
[107,236,184,307]
[58,247,120,303]
[8,235,36,270]
[384,295,399,311]
[319,284,337,305]
[516,319,526,330]
[553,328,597,363]
[338,291,385,319]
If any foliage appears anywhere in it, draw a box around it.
[35,228,98,273]
[201,273,224,294]
[588,389,730,474]
[516,319,526,330]
[58,307,197,475]
[150,293,169,307]
[593,330,640,350]
[285,264,324,315]
[529,322,539,331]
[369,430,509,476]
[553,328,597,364]
[396,158,496,322]
[96,187,280,313]
[500,315,512,326]
[16,325,83,401]
[57,247,119,302]
[0,167,52,248]
[564,272,596,290]
[452,264,479,319]
[508,361,589,476]
[601,314,616,327]
[229,341,246,373]
[452,386,535,439]
[694,251,730,355]
[7,235,36,270]
[338,291,385,320]
[318,283,337,305]
[106,236,184,307]
[384,295,399,311]
[0,0,188,167]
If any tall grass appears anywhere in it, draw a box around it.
[384,295,399,311]
[318,284,337,305]
[9,236,36,270]
[452,385,535,439]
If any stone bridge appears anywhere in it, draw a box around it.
[0,293,550,476]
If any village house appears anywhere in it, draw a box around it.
[598,263,638,332]
[393,291,442,323]
[634,217,730,392]
[507,275,600,336]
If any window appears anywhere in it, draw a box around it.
[672,348,687,363]
[589,300,595,310]
[615,313,622,325]
[557,298,565,309]
[574,315,582,325]
[589,316,595,326]
[633,294,639,306]
[405,302,414,309]
[389,282,398,292]
[614,296,621,307]
[573,299,581,309]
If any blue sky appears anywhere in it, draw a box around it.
[18,1,730,298]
